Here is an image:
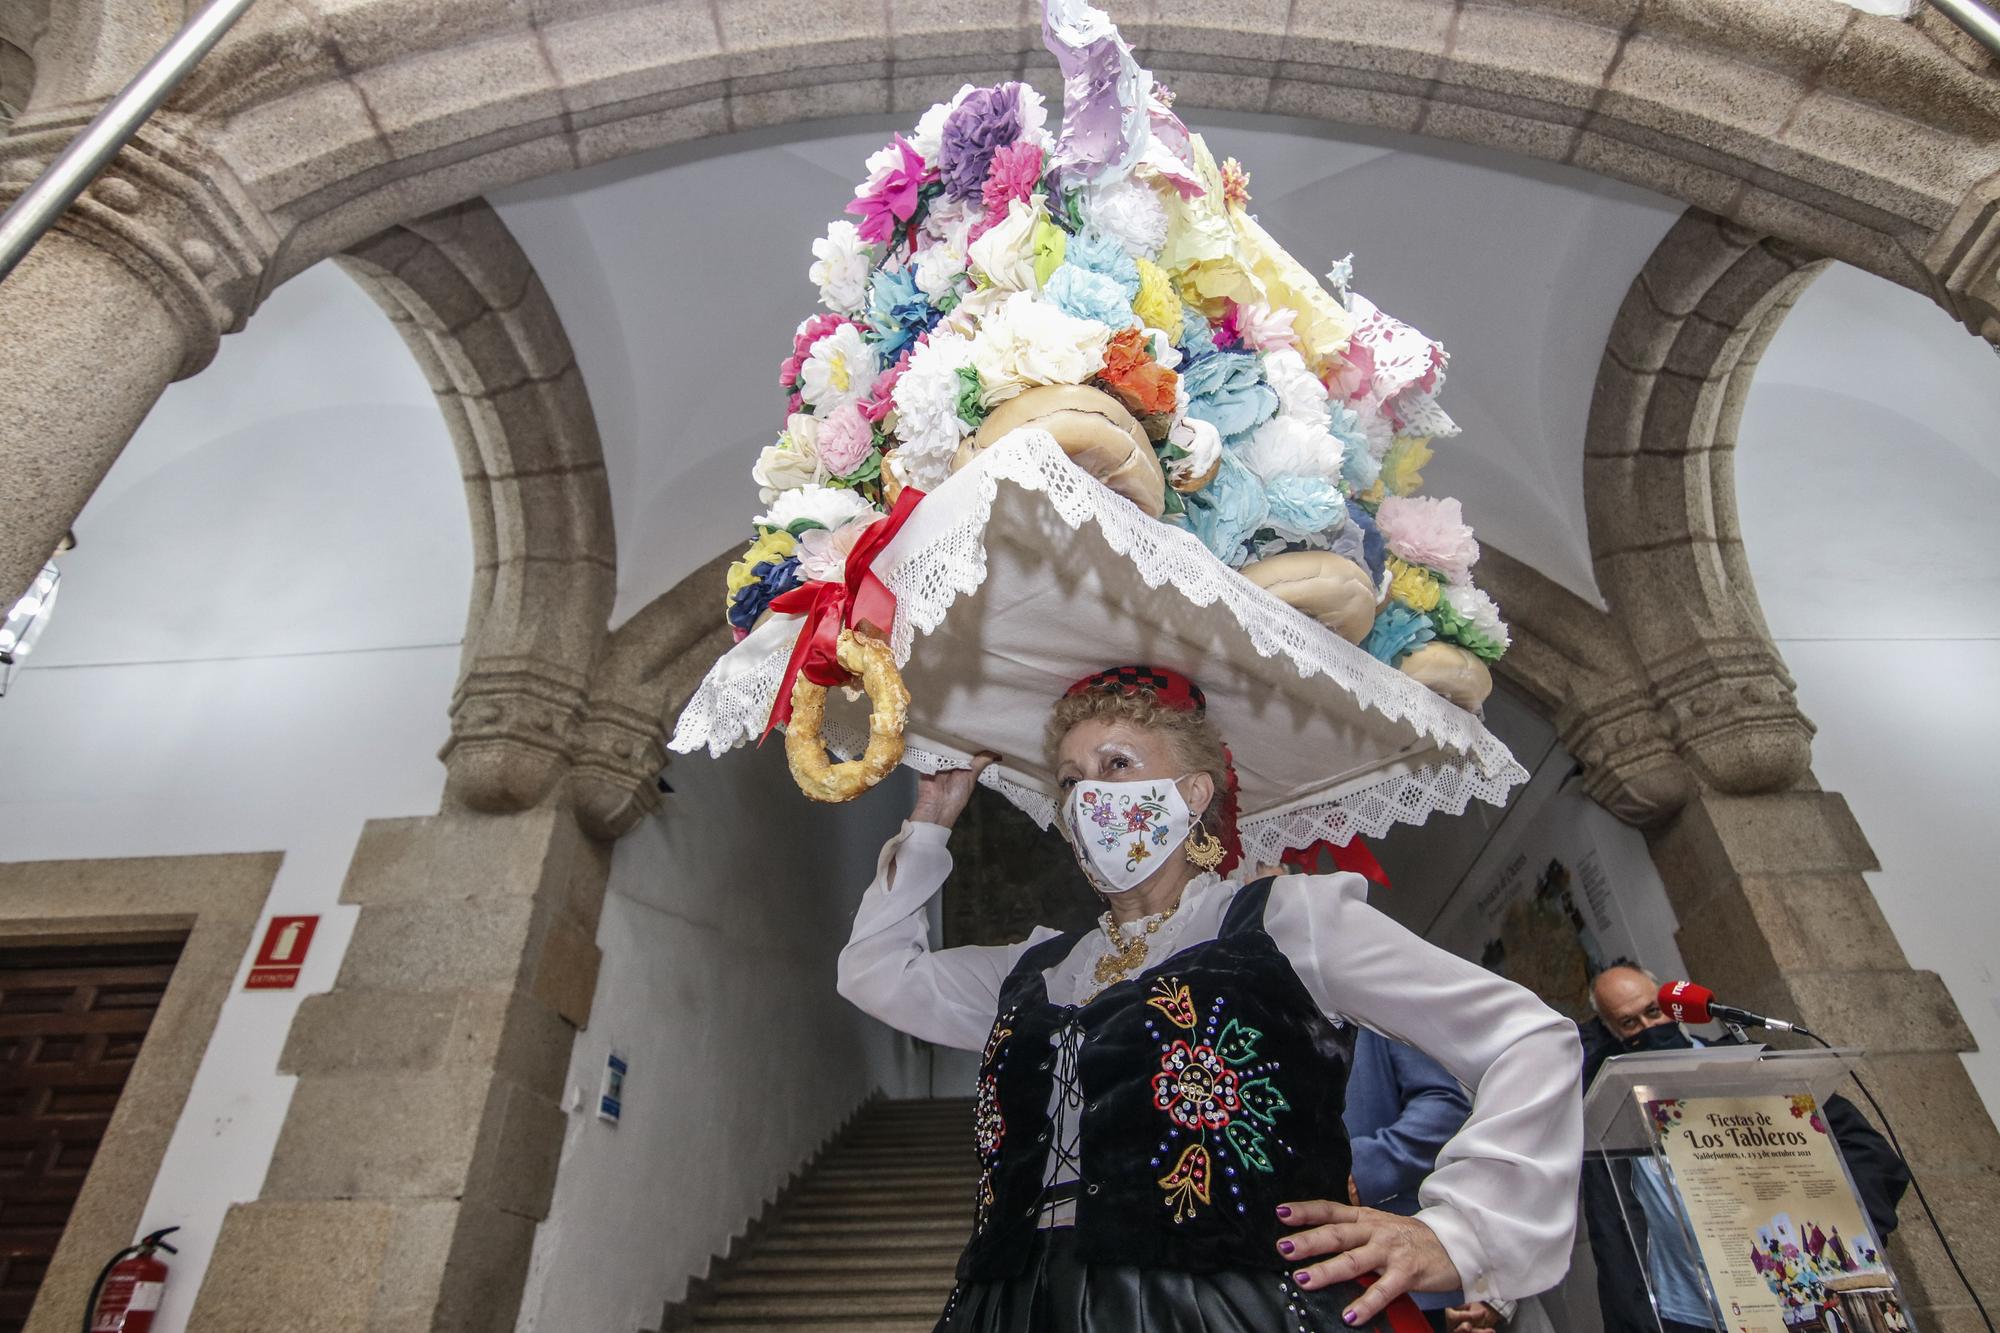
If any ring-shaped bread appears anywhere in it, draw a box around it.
[785,628,912,802]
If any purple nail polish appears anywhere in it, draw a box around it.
[1343,1311,1359,1326]
[1295,1271,1312,1286]
[1279,1240,1295,1255]
[1276,1205,1293,1219]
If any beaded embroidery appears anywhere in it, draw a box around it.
[1144,976,1292,1223]
[971,1010,1015,1233]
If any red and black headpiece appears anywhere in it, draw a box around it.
[1062,665,1243,876]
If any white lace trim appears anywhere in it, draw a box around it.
[670,431,1527,854]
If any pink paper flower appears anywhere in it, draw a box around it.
[816,402,876,476]
[1322,338,1374,402]
[859,346,914,423]
[1375,495,1481,586]
[1222,301,1298,353]
[781,313,850,391]
[846,135,934,249]
[974,142,1045,241]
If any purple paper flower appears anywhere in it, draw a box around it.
[940,84,1026,202]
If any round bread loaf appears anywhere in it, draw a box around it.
[1397,641,1493,711]
[954,383,1166,517]
[1239,550,1378,644]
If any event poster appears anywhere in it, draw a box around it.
[1647,1093,1912,1333]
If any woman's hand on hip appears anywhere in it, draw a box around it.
[910,752,998,829]
[1275,1199,1461,1326]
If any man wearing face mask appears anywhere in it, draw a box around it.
[1580,965,1908,1333]
[838,666,1583,1333]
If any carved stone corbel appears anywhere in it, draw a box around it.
[1928,166,2000,345]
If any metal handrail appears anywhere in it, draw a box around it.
[1930,0,2000,57]
[0,0,257,286]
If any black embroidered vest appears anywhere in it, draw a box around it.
[961,878,1356,1280]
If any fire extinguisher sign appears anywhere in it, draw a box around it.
[245,915,320,990]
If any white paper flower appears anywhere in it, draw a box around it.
[808,220,874,316]
[1086,177,1169,259]
[1261,347,1330,429]
[970,291,1111,406]
[914,202,977,302]
[795,514,884,582]
[1444,582,1510,650]
[968,196,1047,293]
[798,323,880,416]
[891,331,978,488]
[1167,415,1222,489]
[754,483,877,534]
[752,413,826,502]
[1015,82,1053,152]
[1239,414,1343,483]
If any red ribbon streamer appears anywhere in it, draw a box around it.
[760,487,925,741]
[1352,1275,1433,1333]
[1279,837,1390,888]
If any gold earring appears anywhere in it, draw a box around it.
[1185,820,1225,871]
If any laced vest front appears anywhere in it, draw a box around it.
[960,879,1357,1281]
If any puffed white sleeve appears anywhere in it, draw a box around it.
[1265,872,1583,1303]
[836,821,1060,1052]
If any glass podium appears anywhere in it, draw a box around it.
[1583,1046,1915,1333]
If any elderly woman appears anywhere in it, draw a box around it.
[838,666,1581,1333]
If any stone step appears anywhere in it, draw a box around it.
[731,1249,962,1276]
[691,1292,949,1320]
[772,1229,973,1253]
[766,1218,970,1243]
[688,1312,936,1320]
[711,1269,955,1297]
[781,1202,971,1224]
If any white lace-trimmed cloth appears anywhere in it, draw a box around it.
[669,430,1527,861]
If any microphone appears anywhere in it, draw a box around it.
[1657,980,1809,1035]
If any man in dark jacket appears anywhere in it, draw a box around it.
[1343,1027,1476,1332]
[1581,965,1910,1333]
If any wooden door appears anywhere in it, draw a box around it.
[0,940,183,1332]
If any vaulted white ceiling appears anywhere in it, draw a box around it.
[492,113,1686,624]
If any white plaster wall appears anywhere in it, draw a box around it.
[515,743,928,1333]
[0,262,468,1332]
[1737,262,2000,1120]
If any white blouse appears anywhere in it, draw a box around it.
[836,821,1585,1304]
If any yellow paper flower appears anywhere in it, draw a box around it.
[1133,258,1181,333]
[1175,255,1262,320]
[1380,437,1434,497]
[1032,217,1068,288]
[1360,478,1386,507]
[724,529,797,602]
[1387,556,1443,613]
[1232,209,1356,377]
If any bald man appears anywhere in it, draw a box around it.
[1579,965,1907,1333]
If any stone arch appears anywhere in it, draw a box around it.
[337,198,616,812]
[1585,208,1830,795]
[151,0,2000,328]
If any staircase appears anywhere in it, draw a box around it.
[657,1097,976,1332]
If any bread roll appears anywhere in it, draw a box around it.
[1398,641,1493,711]
[954,384,1166,517]
[1240,550,1378,644]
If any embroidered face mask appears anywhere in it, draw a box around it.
[1061,775,1195,894]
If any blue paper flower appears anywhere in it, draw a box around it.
[1064,228,1141,299]
[1181,350,1278,440]
[1263,474,1348,542]
[865,265,937,358]
[1177,308,1218,360]
[1345,499,1387,583]
[1329,402,1379,493]
[1183,450,1268,565]
[1361,601,1436,665]
[1043,263,1136,331]
[727,556,803,632]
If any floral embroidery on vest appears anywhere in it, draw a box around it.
[972,1010,1015,1233]
[1144,977,1292,1223]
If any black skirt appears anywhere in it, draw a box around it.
[937,1228,1427,1333]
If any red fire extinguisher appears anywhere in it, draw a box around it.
[83,1228,178,1333]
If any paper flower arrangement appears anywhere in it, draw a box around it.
[721,6,1510,710]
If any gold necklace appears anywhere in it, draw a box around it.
[1092,906,1176,988]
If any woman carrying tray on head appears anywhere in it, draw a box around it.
[838,666,1581,1333]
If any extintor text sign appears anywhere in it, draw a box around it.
[245,915,320,990]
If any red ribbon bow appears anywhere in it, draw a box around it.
[761,487,925,741]
[1279,837,1389,888]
